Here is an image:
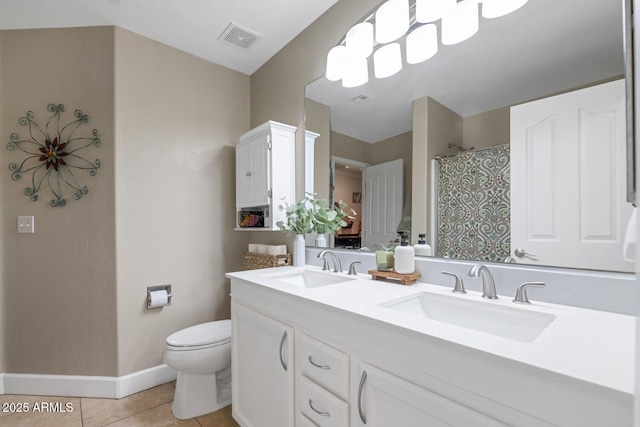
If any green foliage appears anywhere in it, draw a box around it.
[277,193,356,236]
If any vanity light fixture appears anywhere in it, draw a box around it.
[406,23,438,64]
[375,0,410,44]
[415,0,456,23]
[346,22,374,58]
[374,43,403,78]
[482,0,528,19]
[326,0,527,88]
[441,0,479,45]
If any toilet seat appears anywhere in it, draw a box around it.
[166,320,231,351]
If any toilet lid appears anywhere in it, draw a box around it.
[166,319,231,348]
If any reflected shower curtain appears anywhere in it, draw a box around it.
[435,144,510,262]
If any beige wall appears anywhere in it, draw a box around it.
[248,0,380,249]
[305,99,331,200]
[114,29,250,375]
[331,131,372,165]
[463,106,510,149]
[0,26,250,378]
[0,27,117,375]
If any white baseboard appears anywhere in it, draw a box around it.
[1,364,177,399]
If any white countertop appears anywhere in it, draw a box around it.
[226,265,636,396]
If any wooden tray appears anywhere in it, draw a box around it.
[368,269,421,285]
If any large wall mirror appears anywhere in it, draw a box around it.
[305,0,636,273]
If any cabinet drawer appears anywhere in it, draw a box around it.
[299,333,349,399]
[299,413,320,427]
[300,376,349,427]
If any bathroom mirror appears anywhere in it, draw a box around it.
[304,0,635,272]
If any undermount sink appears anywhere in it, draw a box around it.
[381,292,556,343]
[265,269,356,288]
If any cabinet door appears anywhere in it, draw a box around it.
[356,363,506,427]
[232,302,294,427]
[236,133,270,208]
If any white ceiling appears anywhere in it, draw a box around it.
[0,0,339,75]
[306,0,625,143]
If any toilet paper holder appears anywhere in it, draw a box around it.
[147,284,172,309]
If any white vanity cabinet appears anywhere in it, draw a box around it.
[231,302,295,427]
[235,121,296,231]
[355,363,507,427]
[228,272,633,427]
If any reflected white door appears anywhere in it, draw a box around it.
[362,159,403,248]
[511,79,634,272]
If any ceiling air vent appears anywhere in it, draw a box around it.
[218,23,261,50]
[352,94,373,104]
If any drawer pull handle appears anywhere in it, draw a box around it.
[308,399,331,417]
[308,356,331,370]
[358,370,367,424]
[279,331,288,371]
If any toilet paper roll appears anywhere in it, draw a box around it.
[248,243,259,253]
[148,290,169,308]
[257,244,268,254]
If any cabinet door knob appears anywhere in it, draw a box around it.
[308,355,331,370]
[245,171,252,176]
[308,399,331,417]
[279,331,288,371]
[358,370,368,424]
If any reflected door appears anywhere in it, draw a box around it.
[511,79,634,272]
[362,159,403,248]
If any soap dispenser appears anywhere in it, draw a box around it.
[394,234,415,274]
[414,233,432,256]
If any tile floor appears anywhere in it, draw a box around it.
[0,381,239,426]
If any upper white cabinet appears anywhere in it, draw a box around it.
[235,121,296,231]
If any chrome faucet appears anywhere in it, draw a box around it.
[318,250,343,273]
[468,264,498,299]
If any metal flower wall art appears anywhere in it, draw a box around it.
[6,104,101,207]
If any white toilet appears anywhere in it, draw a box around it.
[163,319,232,420]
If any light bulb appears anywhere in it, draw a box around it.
[415,0,456,23]
[441,0,479,45]
[482,0,528,18]
[406,24,438,64]
[342,56,369,88]
[325,45,346,81]
[374,43,402,79]
[375,0,410,44]
[346,22,374,58]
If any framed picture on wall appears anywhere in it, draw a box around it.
[352,192,362,203]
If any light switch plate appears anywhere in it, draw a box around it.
[18,216,34,233]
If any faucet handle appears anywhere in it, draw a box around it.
[319,258,330,271]
[348,261,362,275]
[442,271,466,294]
[513,282,545,304]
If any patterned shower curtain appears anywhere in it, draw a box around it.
[436,144,510,262]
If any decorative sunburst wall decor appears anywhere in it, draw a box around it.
[6,104,101,207]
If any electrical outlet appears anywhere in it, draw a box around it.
[17,216,34,234]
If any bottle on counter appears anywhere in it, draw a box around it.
[414,233,432,256]
[394,234,415,274]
